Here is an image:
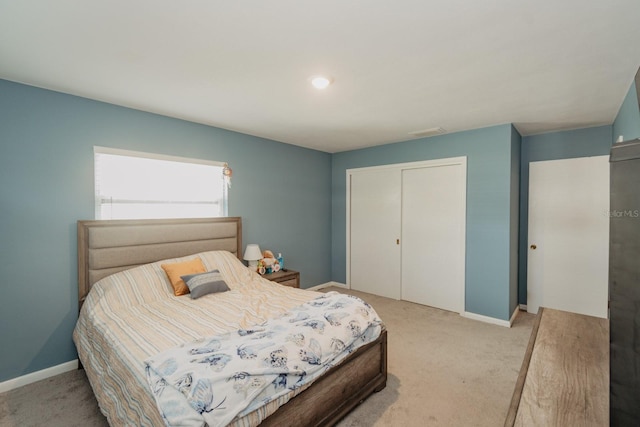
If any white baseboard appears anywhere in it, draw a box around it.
[0,359,78,393]
[462,310,514,328]
[462,305,520,328]
[307,281,348,291]
[509,306,520,326]
[519,304,527,311]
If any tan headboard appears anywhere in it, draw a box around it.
[77,217,242,306]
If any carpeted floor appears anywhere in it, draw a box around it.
[0,287,534,426]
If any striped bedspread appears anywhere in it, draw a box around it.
[73,250,332,427]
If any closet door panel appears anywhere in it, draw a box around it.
[401,164,465,312]
[349,169,401,299]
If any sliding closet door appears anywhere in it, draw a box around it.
[349,157,466,309]
[401,164,466,313]
[349,169,401,299]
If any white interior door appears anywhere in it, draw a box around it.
[401,164,466,313]
[527,156,609,318]
[349,168,401,299]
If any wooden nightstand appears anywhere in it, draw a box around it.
[261,269,300,288]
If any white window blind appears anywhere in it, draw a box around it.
[94,146,227,220]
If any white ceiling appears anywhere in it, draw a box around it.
[1,1,639,153]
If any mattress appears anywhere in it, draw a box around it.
[73,250,324,426]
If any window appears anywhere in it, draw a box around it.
[94,146,228,220]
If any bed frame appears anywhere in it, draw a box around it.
[77,217,387,426]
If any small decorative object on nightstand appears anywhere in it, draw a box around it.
[262,269,300,288]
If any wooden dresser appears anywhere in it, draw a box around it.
[505,307,609,427]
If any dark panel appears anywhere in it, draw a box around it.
[609,139,640,425]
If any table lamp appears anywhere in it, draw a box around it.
[243,244,262,271]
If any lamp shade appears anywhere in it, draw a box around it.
[243,244,262,261]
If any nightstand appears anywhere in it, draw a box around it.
[262,269,300,288]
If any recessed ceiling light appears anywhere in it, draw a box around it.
[310,75,333,90]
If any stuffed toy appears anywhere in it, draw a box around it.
[259,249,281,274]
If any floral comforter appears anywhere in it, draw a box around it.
[144,291,382,427]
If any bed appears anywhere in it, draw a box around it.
[73,217,387,426]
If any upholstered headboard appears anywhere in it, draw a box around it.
[77,217,242,306]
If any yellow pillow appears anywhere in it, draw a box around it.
[161,258,206,296]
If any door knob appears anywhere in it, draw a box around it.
[530,244,537,250]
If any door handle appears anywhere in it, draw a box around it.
[530,244,537,250]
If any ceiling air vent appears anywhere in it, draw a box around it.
[408,127,446,138]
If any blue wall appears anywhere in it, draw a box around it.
[613,80,640,142]
[331,124,517,321]
[517,125,613,304]
[0,79,332,382]
[509,126,521,314]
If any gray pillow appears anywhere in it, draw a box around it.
[180,270,230,299]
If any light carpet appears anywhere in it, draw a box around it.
[0,286,533,426]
